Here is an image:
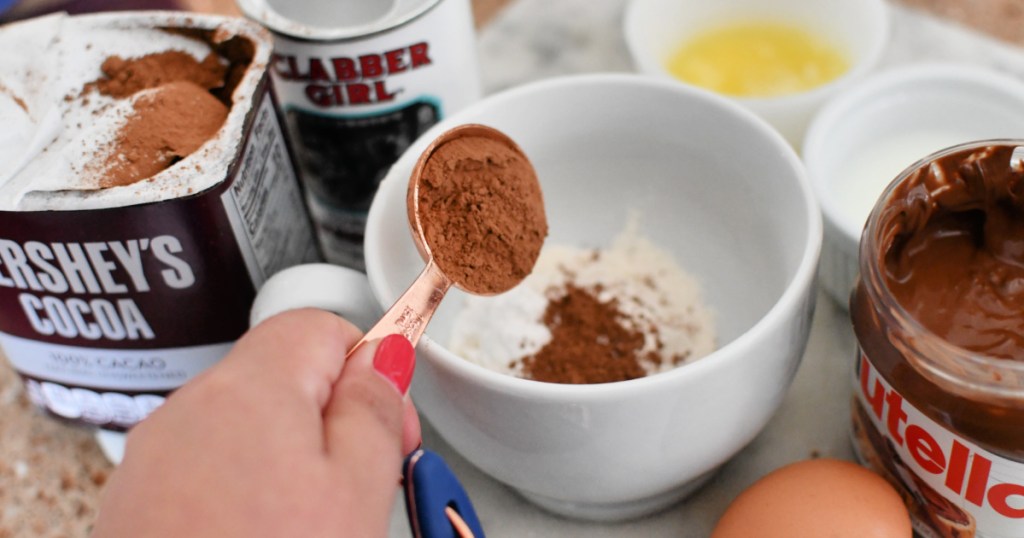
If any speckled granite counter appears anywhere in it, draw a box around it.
[0,360,109,537]
[1,1,1023,537]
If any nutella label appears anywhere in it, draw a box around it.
[0,85,319,430]
[852,353,1024,537]
[264,0,480,269]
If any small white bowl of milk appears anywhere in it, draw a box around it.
[803,63,1024,308]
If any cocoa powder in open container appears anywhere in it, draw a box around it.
[83,28,257,188]
[448,222,718,385]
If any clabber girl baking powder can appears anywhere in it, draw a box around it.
[237,0,483,269]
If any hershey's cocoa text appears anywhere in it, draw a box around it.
[0,236,196,341]
[271,41,433,107]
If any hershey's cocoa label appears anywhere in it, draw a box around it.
[852,353,1024,538]
[0,213,251,348]
[0,86,319,431]
[265,0,481,269]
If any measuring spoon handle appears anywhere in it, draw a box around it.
[348,258,452,357]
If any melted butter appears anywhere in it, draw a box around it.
[666,21,849,97]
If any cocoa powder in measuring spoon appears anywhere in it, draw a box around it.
[413,128,547,294]
[355,125,545,351]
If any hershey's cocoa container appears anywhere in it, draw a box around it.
[237,0,482,269]
[0,12,320,432]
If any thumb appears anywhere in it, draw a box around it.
[323,334,415,506]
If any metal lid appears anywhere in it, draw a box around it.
[235,0,443,41]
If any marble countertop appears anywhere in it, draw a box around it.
[2,1,1024,536]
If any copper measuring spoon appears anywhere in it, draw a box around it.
[347,123,545,356]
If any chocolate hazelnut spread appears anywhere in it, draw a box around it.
[851,141,1024,538]
[879,144,1024,361]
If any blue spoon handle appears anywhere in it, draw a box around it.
[403,449,485,538]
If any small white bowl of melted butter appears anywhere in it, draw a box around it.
[803,63,1024,308]
[624,0,889,147]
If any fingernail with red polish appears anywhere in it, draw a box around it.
[373,334,415,394]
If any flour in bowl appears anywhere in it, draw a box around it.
[449,218,716,383]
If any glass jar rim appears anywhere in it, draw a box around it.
[859,139,1024,401]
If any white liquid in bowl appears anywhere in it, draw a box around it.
[832,129,972,230]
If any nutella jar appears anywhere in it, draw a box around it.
[851,141,1024,538]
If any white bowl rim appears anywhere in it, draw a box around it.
[803,62,1024,243]
[621,0,891,107]
[368,72,824,401]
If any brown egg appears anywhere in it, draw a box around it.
[712,458,912,538]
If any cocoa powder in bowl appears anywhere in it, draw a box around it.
[410,125,547,294]
[522,284,652,384]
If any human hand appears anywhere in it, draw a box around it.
[92,308,421,538]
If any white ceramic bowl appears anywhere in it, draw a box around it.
[803,63,1024,308]
[365,74,821,521]
[623,0,889,147]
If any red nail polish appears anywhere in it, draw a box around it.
[373,334,415,394]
